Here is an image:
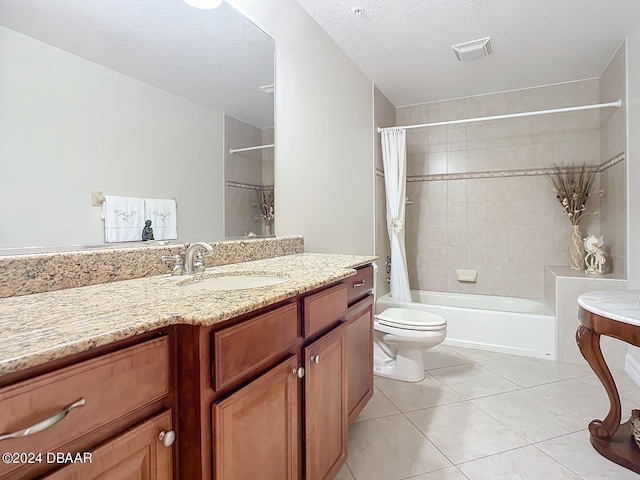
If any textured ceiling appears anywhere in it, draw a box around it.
[0,0,274,127]
[296,0,640,107]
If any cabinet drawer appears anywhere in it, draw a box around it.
[212,303,299,391]
[43,410,173,480]
[347,265,374,304]
[0,337,170,478]
[303,283,347,338]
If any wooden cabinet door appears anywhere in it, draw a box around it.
[346,295,374,425]
[304,323,347,480]
[43,410,173,480]
[213,355,300,480]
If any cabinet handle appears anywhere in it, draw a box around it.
[0,398,86,442]
[292,367,305,378]
[310,354,321,365]
[158,430,176,448]
[352,280,366,288]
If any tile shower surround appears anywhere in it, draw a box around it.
[396,79,616,299]
[545,266,628,370]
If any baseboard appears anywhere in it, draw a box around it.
[443,338,556,361]
[625,352,640,387]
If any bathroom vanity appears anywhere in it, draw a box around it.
[0,253,375,480]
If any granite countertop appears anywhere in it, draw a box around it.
[578,290,640,326]
[0,253,377,378]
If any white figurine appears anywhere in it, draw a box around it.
[584,234,607,275]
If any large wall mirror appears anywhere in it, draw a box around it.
[0,0,274,253]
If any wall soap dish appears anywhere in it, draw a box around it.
[456,269,477,282]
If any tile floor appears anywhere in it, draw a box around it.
[336,345,640,480]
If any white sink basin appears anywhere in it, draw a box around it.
[178,274,287,291]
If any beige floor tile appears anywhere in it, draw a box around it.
[375,374,465,412]
[528,378,639,422]
[335,463,355,480]
[578,370,640,405]
[401,466,470,479]
[458,445,581,479]
[536,430,639,480]
[471,390,585,443]
[429,364,520,399]
[406,402,527,464]
[446,346,512,363]
[423,346,473,370]
[479,356,592,387]
[347,415,452,480]
[355,387,401,422]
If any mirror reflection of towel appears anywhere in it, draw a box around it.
[144,198,177,240]
[102,195,145,242]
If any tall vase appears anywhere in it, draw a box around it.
[568,225,584,270]
[263,224,272,236]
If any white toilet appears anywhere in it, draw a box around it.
[373,307,447,382]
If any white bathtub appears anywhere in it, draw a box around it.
[376,290,557,360]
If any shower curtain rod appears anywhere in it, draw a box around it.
[377,99,622,133]
[229,143,274,154]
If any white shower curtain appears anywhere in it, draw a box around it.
[381,127,412,302]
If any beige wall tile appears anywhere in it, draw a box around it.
[428,203,448,225]
[466,179,488,202]
[467,149,488,171]
[427,152,447,174]
[447,226,467,247]
[398,79,605,299]
[487,146,509,170]
[429,181,448,203]
[448,203,467,225]
[429,129,447,152]
[447,128,467,151]
[448,180,467,202]
[447,150,467,173]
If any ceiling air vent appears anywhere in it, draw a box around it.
[452,37,493,62]
[259,84,275,94]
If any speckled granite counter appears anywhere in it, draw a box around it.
[0,253,376,377]
[0,236,304,298]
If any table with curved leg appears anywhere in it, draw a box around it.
[576,290,640,474]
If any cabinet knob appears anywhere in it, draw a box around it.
[292,367,305,378]
[158,430,176,448]
[310,354,321,365]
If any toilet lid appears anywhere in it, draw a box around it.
[376,308,446,331]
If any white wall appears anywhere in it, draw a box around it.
[228,0,375,255]
[625,20,640,374]
[0,26,224,248]
[628,22,640,290]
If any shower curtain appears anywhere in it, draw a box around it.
[380,127,412,302]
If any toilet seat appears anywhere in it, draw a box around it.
[376,308,446,331]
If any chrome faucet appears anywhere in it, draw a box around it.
[184,242,214,274]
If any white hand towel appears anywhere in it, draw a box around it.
[102,195,145,243]
[144,198,177,240]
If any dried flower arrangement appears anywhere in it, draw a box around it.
[547,163,598,225]
[257,190,274,227]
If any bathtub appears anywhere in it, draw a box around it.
[376,290,557,360]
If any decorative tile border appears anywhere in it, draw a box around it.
[599,152,625,172]
[0,236,304,298]
[398,152,626,183]
[226,181,274,191]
